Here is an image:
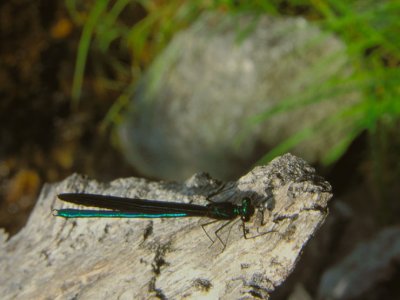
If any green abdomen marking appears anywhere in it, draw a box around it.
[55,209,188,218]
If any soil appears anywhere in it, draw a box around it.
[0,0,138,235]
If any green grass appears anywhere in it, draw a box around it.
[66,0,207,110]
[67,0,400,169]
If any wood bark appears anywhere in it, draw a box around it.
[0,154,332,299]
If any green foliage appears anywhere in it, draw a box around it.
[66,0,208,111]
[322,0,400,165]
[254,0,400,165]
[69,0,109,108]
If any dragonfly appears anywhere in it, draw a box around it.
[54,193,256,249]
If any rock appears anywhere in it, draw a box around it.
[318,226,400,300]
[0,154,331,299]
[119,11,358,180]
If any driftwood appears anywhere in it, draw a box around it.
[0,154,332,299]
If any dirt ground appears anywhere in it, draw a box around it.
[0,0,137,235]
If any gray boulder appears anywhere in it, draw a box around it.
[119,11,358,180]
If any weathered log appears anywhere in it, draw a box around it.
[0,154,332,299]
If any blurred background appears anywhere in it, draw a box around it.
[1,0,399,299]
